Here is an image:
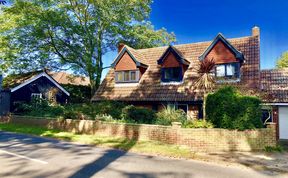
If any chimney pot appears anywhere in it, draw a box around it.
[252,26,260,37]
[118,43,125,53]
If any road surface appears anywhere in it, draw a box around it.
[0,131,286,178]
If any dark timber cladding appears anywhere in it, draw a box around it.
[11,76,69,107]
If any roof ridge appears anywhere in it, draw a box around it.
[135,35,254,52]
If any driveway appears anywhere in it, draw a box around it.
[0,131,287,178]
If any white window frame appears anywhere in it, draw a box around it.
[115,70,140,83]
[31,93,42,99]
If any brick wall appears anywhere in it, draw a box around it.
[10,116,277,152]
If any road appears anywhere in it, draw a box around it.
[0,131,286,178]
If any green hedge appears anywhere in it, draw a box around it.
[206,86,263,130]
[121,105,156,124]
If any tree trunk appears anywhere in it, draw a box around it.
[203,92,207,120]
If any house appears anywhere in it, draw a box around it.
[92,26,287,140]
[2,70,89,110]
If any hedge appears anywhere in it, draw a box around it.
[206,86,263,130]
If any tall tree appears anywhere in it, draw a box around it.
[0,0,176,93]
[276,51,288,68]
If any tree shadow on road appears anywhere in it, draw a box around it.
[68,124,140,178]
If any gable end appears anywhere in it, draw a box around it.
[157,46,190,65]
[199,33,244,62]
[111,47,148,68]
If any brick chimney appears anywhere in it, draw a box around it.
[118,43,125,53]
[252,26,260,37]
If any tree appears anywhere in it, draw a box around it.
[276,51,288,68]
[193,58,215,120]
[0,0,176,93]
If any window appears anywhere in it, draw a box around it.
[31,93,42,99]
[261,109,273,124]
[115,70,139,83]
[168,104,188,113]
[215,63,240,79]
[162,67,182,82]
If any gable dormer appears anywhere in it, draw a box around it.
[158,46,190,83]
[199,34,244,81]
[111,45,147,83]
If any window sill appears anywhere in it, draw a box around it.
[160,80,184,85]
[216,78,240,84]
[115,82,139,87]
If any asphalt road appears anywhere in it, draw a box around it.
[0,131,286,178]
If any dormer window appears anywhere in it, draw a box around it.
[115,70,139,83]
[157,46,190,83]
[215,63,240,80]
[162,67,183,82]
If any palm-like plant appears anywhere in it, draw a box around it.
[193,58,216,120]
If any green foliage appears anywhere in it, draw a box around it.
[276,51,288,68]
[0,0,176,91]
[121,105,156,124]
[206,86,263,130]
[62,84,91,103]
[156,106,186,126]
[15,98,65,118]
[182,120,214,128]
[264,145,284,153]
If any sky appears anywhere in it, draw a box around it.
[102,0,288,77]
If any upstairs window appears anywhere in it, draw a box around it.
[161,67,183,82]
[215,63,240,80]
[115,70,139,83]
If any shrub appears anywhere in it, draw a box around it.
[95,101,125,119]
[182,120,214,128]
[64,101,125,120]
[63,110,86,120]
[264,145,284,153]
[206,86,263,130]
[121,105,156,124]
[95,114,114,121]
[156,106,186,126]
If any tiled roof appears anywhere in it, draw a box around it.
[49,72,90,86]
[92,35,260,102]
[261,69,288,103]
[3,71,89,89]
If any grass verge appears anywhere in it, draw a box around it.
[0,123,195,159]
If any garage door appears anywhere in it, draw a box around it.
[279,107,288,140]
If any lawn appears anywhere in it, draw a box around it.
[0,123,195,159]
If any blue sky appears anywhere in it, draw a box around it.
[102,0,288,77]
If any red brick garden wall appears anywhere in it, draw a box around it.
[9,116,277,152]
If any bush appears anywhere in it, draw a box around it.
[156,106,186,126]
[95,114,114,121]
[182,120,214,128]
[264,145,284,153]
[121,105,156,124]
[64,101,125,120]
[95,101,125,119]
[206,86,263,130]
